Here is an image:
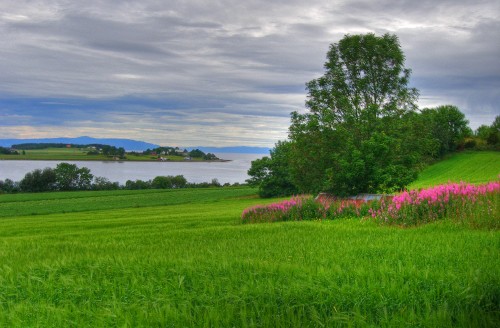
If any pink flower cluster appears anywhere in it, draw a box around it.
[241,197,309,223]
[316,198,369,219]
[242,180,499,227]
[241,195,374,223]
[372,181,499,226]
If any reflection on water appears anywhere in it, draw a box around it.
[0,153,265,184]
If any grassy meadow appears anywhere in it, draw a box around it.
[0,151,499,327]
[409,151,500,189]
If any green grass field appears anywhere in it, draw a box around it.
[0,185,499,327]
[409,151,500,189]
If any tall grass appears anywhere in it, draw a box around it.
[0,188,498,326]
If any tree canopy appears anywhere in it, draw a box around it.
[288,33,420,196]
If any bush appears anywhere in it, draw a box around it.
[242,197,317,223]
[19,168,57,192]
[151,175,187,189]
[0,179,19,193]
[125,179,152,190]
[241,196,374,223]
[371,181,499,229]
[92,177,120,190]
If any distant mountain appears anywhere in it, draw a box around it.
[190,146,270,154]
[0,136,160,151]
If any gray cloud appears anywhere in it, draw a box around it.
[0,0,498,146]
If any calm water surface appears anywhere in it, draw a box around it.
[0,153,265,184]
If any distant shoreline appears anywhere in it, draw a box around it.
[0,158,232,163]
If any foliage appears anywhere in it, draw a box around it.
[247,140,298,197]
[1,163,241,194]
[242,197,315,223]
[152,175,188,189]
[188,149,205,158]
[420,105,471,156]
[125,179,152,190]
[1,188,497,326]
[203,152,219,160]
[54,163,94,191]
[0,146,222,162]
[288,33,420,196]
[241,196,373,224]
[19,168,57,192]
[372,181,499,229]
[0,146,19,155]
[251,33,483,198]
[144,146,185,156]
[17,164,99,193]
[476,124,493,140]
[0,179,19,193]
[186,149,219,160]
[11,143,74,150]
[92,176,121,190]
[100,145,126,158]
[475,115,500,149]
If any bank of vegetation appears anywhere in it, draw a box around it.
[0,143,220,162]
[0,162,240,194]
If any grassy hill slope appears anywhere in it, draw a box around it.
[409,151,500,189]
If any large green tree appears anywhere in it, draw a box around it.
[289,33,420,196]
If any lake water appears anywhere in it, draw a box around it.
[0,153,265,184]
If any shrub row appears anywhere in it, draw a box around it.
[0,163,243,194]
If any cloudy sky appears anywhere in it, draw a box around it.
[1,0,499,147]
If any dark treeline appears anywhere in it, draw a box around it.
[0,163,242,194]
[143,147,219,160]
[8,143,219,161]
[11,143,78,150]
[0,147,19,155]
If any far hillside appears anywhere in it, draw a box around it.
[409,151,500,189]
